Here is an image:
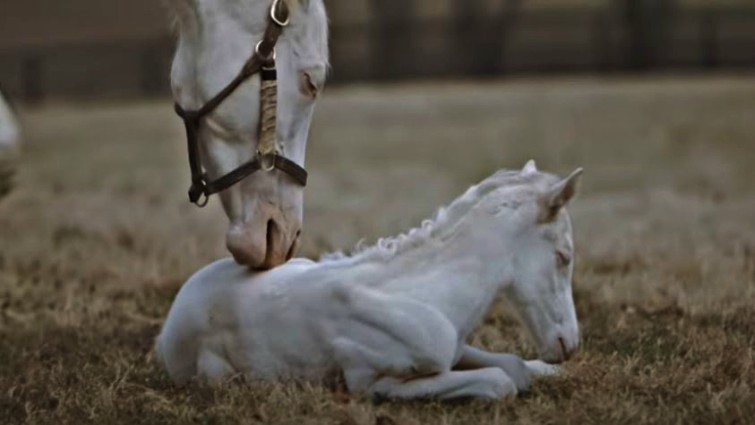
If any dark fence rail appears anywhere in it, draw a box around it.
[0,38,175,102]
[1,4,754,102]
[329,5,755,81]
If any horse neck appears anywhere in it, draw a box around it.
[362,214,514,337]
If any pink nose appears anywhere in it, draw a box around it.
[226,219,300,270]
[558,337,573,361]
[542,330,580,364]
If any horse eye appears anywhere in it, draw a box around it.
[298,72,318,98]
[556,250,571,267]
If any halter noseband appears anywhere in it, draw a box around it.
[174,0,307,207]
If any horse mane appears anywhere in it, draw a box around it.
[321,169,556,265]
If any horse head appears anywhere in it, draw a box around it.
[472,161,582,363]
[169,0,328,268]
[497,161,582,363]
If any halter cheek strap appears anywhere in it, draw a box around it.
[174,0,307,207]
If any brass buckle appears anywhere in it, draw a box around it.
[255,41,276,62]
[188,177,210,207]
[258,151,276,172]
[270,0,290,27]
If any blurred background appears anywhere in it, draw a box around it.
[1,1,754,423]
[1,0,754,101]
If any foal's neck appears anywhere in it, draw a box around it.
[365,217,512,338]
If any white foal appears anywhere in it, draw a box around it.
[0,91,20,198]
[156,161,583,401]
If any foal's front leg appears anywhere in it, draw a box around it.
[454,345,562,392]
[370,368,518,401]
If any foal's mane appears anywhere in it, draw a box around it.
[321,169,556,265]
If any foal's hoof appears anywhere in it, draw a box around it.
[495,354,532,392]
[524,360,563,377]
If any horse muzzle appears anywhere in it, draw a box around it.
[226,213,301,270]
[540,326,580,364]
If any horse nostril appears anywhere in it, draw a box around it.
[264,219,276,261]
[558,337,570,361]
[285,230,301,261]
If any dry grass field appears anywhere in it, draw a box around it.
[1,75,754,424]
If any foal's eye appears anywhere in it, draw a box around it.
[556,250,571,267]
[298,72,318,98]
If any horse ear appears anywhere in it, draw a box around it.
[540,168,583,222]
[522,159,538,174]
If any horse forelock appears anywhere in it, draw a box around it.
[167,0,328,65]
[286,0,329,65]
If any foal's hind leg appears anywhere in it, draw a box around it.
[197,349,235,383]
[334,336,517,400]
[370,368,518,401]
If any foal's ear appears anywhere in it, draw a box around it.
[540,168,583,222]
[522,159,538,175]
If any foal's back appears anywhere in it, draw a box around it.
[155,257,459,385]
[155,258,322,383]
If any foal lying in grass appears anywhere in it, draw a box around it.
[156,161,583,400]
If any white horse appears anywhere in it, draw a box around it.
[0,91,20,198]
[167,0,329,269]
[156,161,582,400]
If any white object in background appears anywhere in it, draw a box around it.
[0,91,20,198]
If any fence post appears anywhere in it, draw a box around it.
[700,9,719,68]
[619,0,677,70]
[450,0,480,76]
[369,0,417,80]
[493,0,522,75]
[22,54,43,103]
[449,0,521,77]
[140,42,161,96]
[593,9,612,73]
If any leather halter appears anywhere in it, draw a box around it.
[174,0,307,207]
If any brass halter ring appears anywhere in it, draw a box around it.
[258,151,276,172]
[270,0,291,27]
[255,41,276,63]
[195,190,210,207]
